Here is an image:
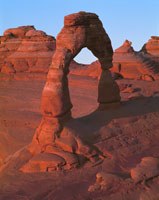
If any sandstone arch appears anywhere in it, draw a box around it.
[1,12,121,172]
[41,12,120,119]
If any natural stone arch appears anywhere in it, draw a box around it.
[1,12,121,173]
[41,12,120,119]
[74,47,97,64]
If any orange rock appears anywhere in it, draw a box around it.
[130,157,159,182]
[70,39,159,80]
[0,26,56,78]
[3,26,35,37]
[20,153,66,172]
[1,62,15,74]
[142,36,159,56]
[112,40,159,80]
[140,74,155,81]
[88,172,122,192]
[2,12,120,173]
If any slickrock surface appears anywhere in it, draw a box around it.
[0,76,159,199]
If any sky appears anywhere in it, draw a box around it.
[0,0,159,64]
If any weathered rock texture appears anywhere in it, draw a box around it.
[1,27,159,81]
[142,36,159,57]
[112,40,159,80]
[131,157,159,183]
[88,172,122,192]
[70,60,102,78]
[0,26,56,80]
[2,12,120,172]
[70,39,159,80]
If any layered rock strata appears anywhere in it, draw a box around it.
[1,12,120,172]
[112,40,159,80]
[0,26,56,80]
[70,39,159,80]
[142,36,159,57]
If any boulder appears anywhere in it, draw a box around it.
[88,172,122,192]
[3,26,35,37]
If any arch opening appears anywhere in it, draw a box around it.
[74,47,97,65]
[69,48,99,118]
[5,12,121,173]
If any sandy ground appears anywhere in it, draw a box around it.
[0,75,159,200]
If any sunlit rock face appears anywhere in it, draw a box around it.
[0,26,56,79]
[41,11,120,118]
[112,39,159,80]
[1,12,121,173]
[70,39,159,80]
[142,36,159,57]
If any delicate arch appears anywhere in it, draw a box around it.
[3,12,121,173]
[41,12,120,120]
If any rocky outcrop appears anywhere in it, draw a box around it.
[71,39,159,80]
[0,26,56,80]
[142,36,159,57]
[1,26,159,81]
[115,40,134,53]
[88,172,122,192]
[70,60,102,78]
[130,157,159,183]
[112,40,159,80]
[1,12,120,173]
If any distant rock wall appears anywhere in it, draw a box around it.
[142,36,159,57]
[0,25,159,80]
[0,26,56,80]
[70,39,159,80]
[112,40,159,80]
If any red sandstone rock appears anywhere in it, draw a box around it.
[41,11,119,118]
[70,60,101,78]
[2,12,120,173]
[140,74,155,81]
[3,26,35,37]
[25,29,47,37]
[142,36,159,57]
[115,40,134,53]
[1,70,159,198]
[130,157,159,182]
[1,62,15,74]
[21,153,66,172]
[0,26,56,78]
[1,27,159,82]
[112,40,159,80]
[127,92,144,100]
[88,172,122,192]
[70,39,159,80]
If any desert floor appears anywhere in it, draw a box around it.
[0,75,159,200]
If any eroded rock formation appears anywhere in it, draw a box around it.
[0,26,56,80]
[1,26,159,81]
[70,39,159,80]
[130,157,159,183]
[112,40,159,80]
[142,36,159,57]
[1,12,120,172]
